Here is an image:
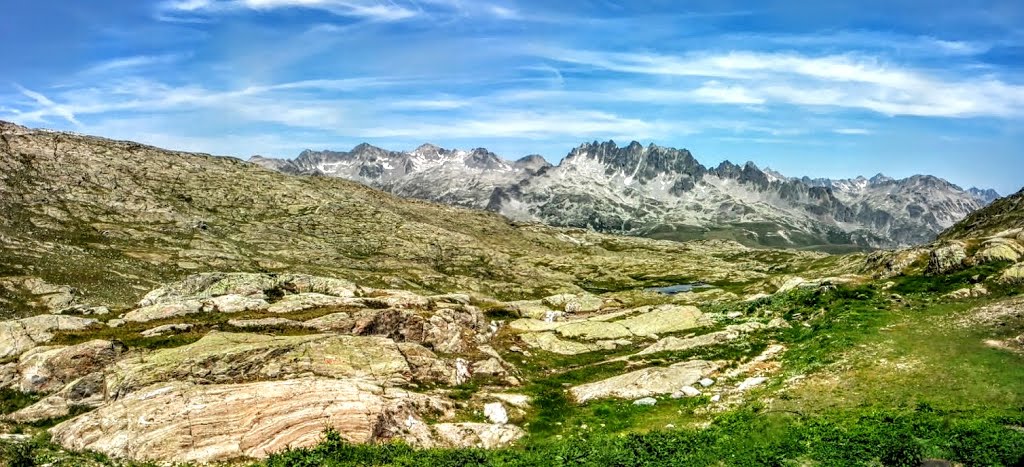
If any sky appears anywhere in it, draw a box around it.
[1,1,1022,194]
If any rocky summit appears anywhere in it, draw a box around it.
[255,140,997,250]
[1,122,1023,466]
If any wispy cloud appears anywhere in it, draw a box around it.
[160,0,419,21]
[13,85,80,126]
[834,128,872,135]
[534,48,1024,118]
[82,53,189,75]
[158,0,521,22]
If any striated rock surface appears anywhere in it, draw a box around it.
[50,378,453,463]
[107,332,443,396]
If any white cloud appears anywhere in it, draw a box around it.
[14,85,80,126]
[534,48,1024,118]
[160,0,418,21]
[159,0,521,21]
[834,128,871,135]
[82,54,188,75]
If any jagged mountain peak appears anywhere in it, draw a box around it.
[414,143,443,153]
[870,173,894,184]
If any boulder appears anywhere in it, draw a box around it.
[632,397,658,406]
[927,242,967,274]
[123,300,202,323]
[679,386,702,397]
[18,339,127,393]
[483,402,508,424]
[570,360,719,402]
[0,315,99,359]
[737,377,767,391]
[50,378,452,463]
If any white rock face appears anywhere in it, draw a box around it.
[430,423,525,449]
[484,402,509,424]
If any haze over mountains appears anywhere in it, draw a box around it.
[252,141,1000,250]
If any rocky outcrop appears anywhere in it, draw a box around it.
[50,378,455,463]
[974,238,1023,264]
[944,284,989,299]
[1000,264,1024,284]
[107,332,453,397]
[137,273,361,307]
[512,304,709,349]
[8,373,107,422]
[570,360,719,402]
[17,340,127,393]
[0,276,76,313]
[430,423,525,449]
[122,301,203,323]
[0,315,99,359]
[927,242,967,274]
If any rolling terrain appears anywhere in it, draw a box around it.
[0,122,1021,466]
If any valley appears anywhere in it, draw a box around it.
[0,122,1022,466]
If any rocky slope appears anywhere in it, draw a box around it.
[255,141,996,250]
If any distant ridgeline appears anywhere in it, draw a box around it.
[253,140,1000,250]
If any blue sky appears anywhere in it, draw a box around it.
[2,1,1022,194]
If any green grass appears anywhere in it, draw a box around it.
[0,389,41,416]
[891,260,1014,296]
[261,407,1024,466]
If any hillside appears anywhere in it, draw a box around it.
[940,188,1024,240]
[0,123,1022,466]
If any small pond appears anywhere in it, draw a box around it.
[645,283,712,295]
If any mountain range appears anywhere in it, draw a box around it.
[252,141,999,250]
